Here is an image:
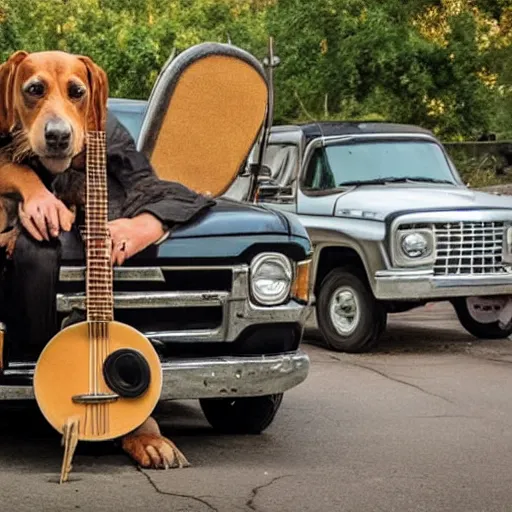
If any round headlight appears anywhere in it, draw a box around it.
[250,253,293,306]
[400,232,430,258]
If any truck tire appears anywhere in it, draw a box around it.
[199,394,283,434]
[316,267,387,353]
[452,298,512,339]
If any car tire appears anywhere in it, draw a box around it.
[316,267,387,353]
[199,394,284,434]
[452,298,512,339]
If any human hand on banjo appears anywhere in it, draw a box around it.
[108,212,166,266]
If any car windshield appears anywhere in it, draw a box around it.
[108,104,146,142]
[303,140,456,190]
[114,110,145,142]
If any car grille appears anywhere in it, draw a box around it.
[56,266,236,336]
[433,221,505,275]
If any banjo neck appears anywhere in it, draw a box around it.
[84,131,113,323]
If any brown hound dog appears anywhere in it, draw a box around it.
[0,50,189,470]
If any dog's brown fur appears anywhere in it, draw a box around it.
[0,50,189,470]
[0,50,102,253]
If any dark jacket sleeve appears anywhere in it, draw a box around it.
[105,113,215,227]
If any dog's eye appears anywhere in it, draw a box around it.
[25,82,45,98]
[68,83,86,100]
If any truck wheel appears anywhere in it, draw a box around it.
[452,298,512,339]
[199,394,283,434]
[316,267,386,353]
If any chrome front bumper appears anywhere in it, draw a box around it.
[374,269,512,300]
[0,350,310,401]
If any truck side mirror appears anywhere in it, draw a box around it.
[257,181,293,199]
[246,163,272,178]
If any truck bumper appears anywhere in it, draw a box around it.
[374,269,512,300]
[0,350,310,401]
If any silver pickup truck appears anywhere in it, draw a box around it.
[225,121,512,352]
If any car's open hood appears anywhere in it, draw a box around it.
[137,43,268,199]
[333,184,512,221]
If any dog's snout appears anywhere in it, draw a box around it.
[45,119,72,152]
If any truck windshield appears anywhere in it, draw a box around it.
[303,140,456,190]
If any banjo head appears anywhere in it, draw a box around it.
[33,320,162,441]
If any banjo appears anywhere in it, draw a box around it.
[33,130,162,482]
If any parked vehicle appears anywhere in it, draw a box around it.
[225,121,512,352]
[0,43,312,435]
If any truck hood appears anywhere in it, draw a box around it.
[333,184,512,221]
[171,198,305,238]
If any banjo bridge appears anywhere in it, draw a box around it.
[72,393,119,405]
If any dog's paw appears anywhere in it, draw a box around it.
[122,433,190,470]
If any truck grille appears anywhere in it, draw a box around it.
[433,221,505,275]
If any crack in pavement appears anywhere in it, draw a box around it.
[246,475,292,511]
[138,467,219,511]
[330,356,454,404]
[479,356,512,366]
[408,414,477,419]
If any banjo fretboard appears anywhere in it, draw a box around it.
[84,131,113,323]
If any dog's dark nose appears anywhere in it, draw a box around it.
[45,119,72,152]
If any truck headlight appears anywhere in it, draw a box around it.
[401,232,429,258]
[394,228,435,266]
[250,253,293,305]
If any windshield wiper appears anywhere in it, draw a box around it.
[338,177,455,187]
[339,177,404,186]
[403,177,455,185]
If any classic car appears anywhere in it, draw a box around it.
[0,43,312,434]
[228,121,512,353]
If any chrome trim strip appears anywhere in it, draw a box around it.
[60,266,165,282]
[57,291,229,311]
[374,270,512,300]
[320,133,438,144]
[0,350,311,400]
[0,386,34,400]
[433,276,512,287]
[160,265,243,271]
[376,269,433,278]
[391,210,512,232]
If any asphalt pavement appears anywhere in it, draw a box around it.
[2,301,512,512]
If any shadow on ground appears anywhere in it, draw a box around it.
[0,399,215,473]
[305,301,504,355]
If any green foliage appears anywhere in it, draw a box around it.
[0,0,510,140]
[446,145,509,187]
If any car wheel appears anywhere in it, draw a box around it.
[452,297,512,339]
[316,267,387,353]
[199,394,283,434]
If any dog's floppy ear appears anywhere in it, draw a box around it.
[78,56,108,132]
[0,51,28,135]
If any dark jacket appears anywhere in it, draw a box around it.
[39,111,215,229]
